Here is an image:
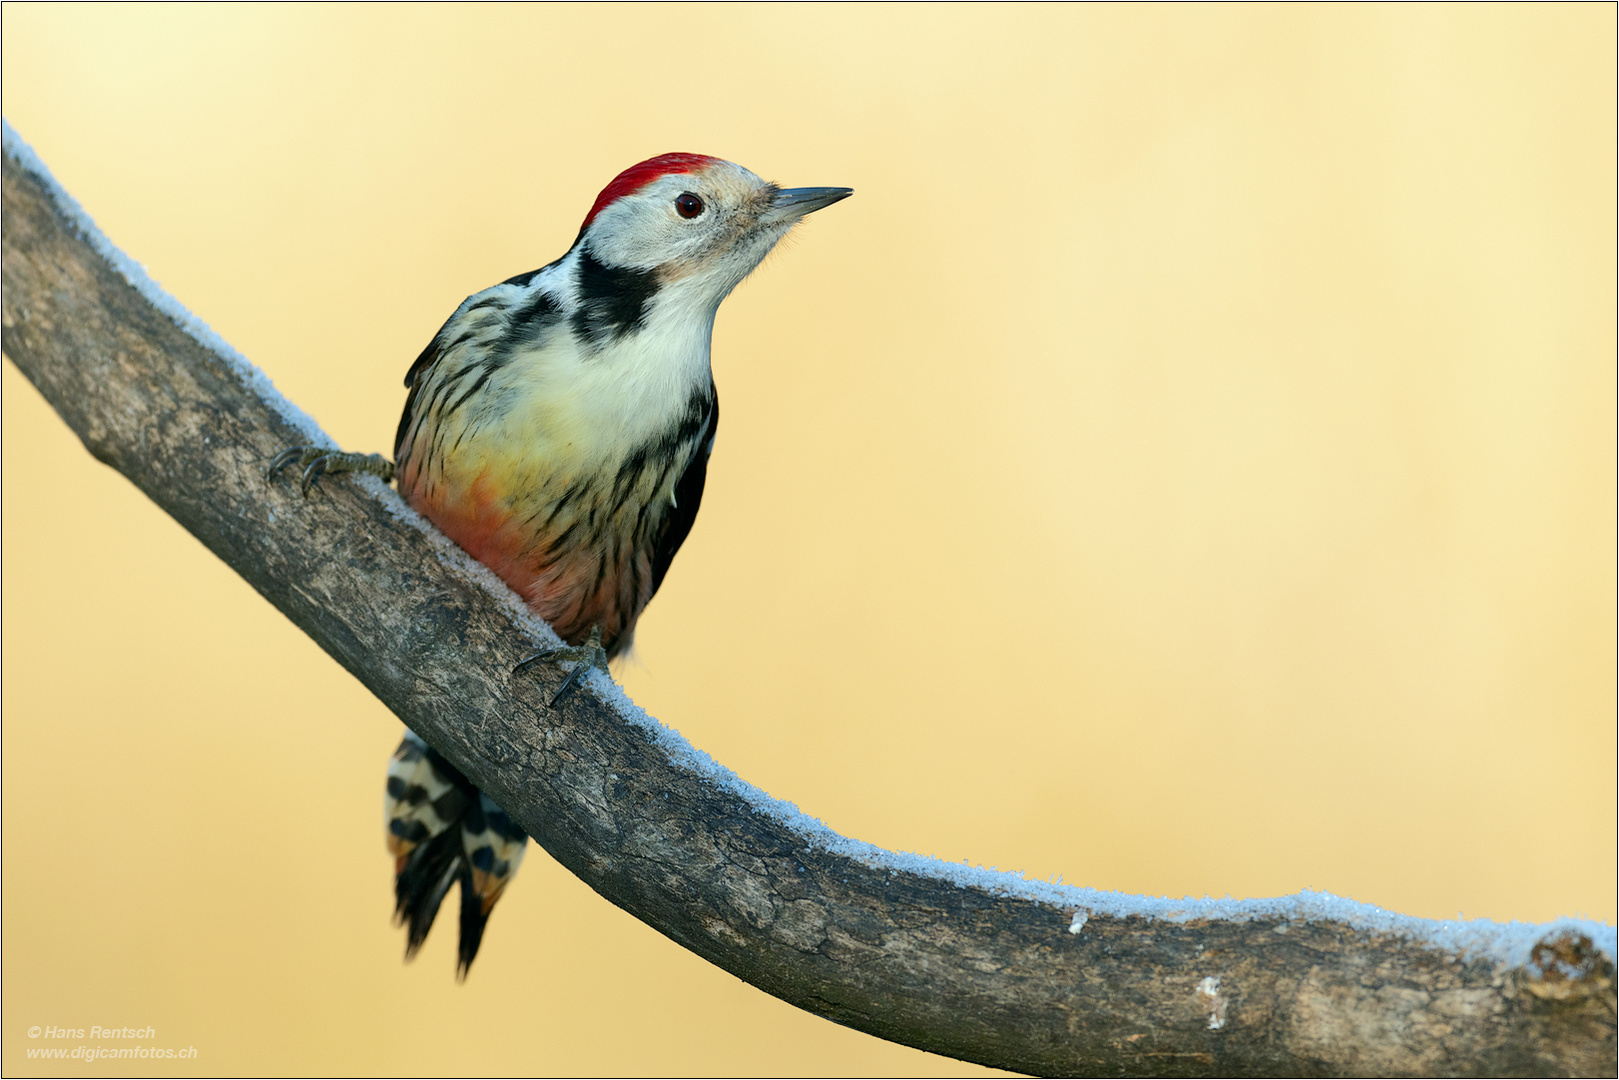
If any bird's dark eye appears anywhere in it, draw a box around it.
[675,193,704,219]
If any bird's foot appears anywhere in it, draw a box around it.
[514,625,610,706]
[267,446,395,494]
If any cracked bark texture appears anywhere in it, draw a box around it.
[3,137,1614,1078]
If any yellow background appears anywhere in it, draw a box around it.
[3,5,1613,1076]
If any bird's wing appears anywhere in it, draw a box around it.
[394,331,442,458]
[394,260,566,462]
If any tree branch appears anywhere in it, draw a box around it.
[3,124,1612,1078]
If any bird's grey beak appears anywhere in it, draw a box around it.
[767,186,853,222]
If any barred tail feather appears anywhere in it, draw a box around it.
[384,732,527,976]
[456,866,490,981]
[395,826,464,959]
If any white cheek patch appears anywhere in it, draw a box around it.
[585,162,771,273]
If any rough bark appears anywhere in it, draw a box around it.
[3,132,1614,1078]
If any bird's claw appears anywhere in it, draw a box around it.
[515,625,610,707]
[266,445,320,482]
[267,446,395,495]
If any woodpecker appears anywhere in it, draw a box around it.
[270,154,851,977]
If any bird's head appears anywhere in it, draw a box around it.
[577,153,851,308]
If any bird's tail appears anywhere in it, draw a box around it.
[385,732,527,979]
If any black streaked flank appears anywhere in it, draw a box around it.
[523,482,584,537]
[650,388,718,595]
[609,447,650,508]
[445,363,498,422]
[573,247,659,347]
[538,518,580,562]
